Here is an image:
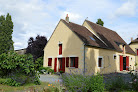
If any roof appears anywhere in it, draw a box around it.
[129,38,138,44]
[85,20,135,55]
[61,19,135,55]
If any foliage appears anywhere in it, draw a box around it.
[96,18,104,26]
[35,57,43,70]
[38,67,54,74]
[106,75,130,91]
[0,13,14,55]
[62,73,105,92]
[128,70,138,91]
[59,71,64,74]
[0,51,40,86]
[26,35,47,61]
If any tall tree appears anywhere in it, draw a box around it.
[26,35,47,61]
[96,18,104,26]
[0,13,14,55]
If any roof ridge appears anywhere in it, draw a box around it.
[85,19,117,33]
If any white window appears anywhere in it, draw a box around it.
[98,56,103,68]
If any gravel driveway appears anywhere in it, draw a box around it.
[39,74,63,83]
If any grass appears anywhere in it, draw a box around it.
[0,82,49,92]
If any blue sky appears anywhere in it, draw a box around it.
[0,0,138,50]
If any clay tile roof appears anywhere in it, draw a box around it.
[130,38,138,44]
[61,19,135,55]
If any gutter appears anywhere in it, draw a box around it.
[83,43,86,75]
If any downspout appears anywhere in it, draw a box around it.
[83,43,86,75]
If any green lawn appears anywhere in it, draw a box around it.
[0,82,50,92]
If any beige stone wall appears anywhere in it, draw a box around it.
[129,43,138,69]
[43,20,84,74]
[85,46,136,75]
[15,49,26,55]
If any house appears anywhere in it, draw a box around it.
[15,48,26,55]
[129,37,138,69]
[43,15,136,75]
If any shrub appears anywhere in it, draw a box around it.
[4,78,21,87]
[0,51,41,86]
[38,67,50,74]
[62,73,105,92]
[35,57,43,70]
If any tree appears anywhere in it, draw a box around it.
[26,35,47,61]
[96,18,104,26]
[0,13,14,55]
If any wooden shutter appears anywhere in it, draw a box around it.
[66,57,69,67]
[48,58,52,66]
[137,49,138,56]
[75,57,78,68]
[126,56,129,71]
[62,58,65,72]
[54,58,57,72]
[59,44,62,55]
[120,56,123,71]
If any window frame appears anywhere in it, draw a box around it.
[97,56,103,68]
[69,57,79,68]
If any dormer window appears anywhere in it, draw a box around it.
[59,44,62,55]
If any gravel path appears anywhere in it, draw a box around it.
[39,74,63,83]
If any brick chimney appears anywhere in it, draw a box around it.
[131,37,133,42]
[65,14,69,23]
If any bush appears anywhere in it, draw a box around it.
[0,51,41,86]
[62,73,105,92]
[35,57,43,70]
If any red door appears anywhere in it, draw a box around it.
[120,55,123,71]
[126,56,129,71]
[54,58,57,72]
[58,58,65,72]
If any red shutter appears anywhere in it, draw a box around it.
[137,49,138,56]
[66,57,69,67]
[126,56,129,71]
[59,44,62,55]
[54,58,57,72]
[75,57,78,68]
[62,58,65,72]
[48,58,52,66]
[120,56,123,71]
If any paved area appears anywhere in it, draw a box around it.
[39,74,63,83]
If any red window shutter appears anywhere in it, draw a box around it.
[66,57,69,67]
[59,44,62,55]
[120,56,123,71]
[137,49,138,56]
[62,58,65,72]
[75,57,78,68]
[54,58,57,72]
[48,58,52,66]
[126,56,129,71]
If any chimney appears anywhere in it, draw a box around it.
[65,14,69,23]
[131,37,133,42]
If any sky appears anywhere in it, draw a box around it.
[0,0,138,50]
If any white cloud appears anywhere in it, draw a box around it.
[115,0,138,17]
[0,0,138,50]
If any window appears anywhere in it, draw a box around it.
[113,54,117,60]
[98,57,103,68]
[70,57,78,68]
[89,36,95,41]
[59,44,62,55]
[48,58,52,66]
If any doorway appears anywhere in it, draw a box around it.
[58,58,65,72]
[123,57,126,70]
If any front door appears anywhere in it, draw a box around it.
[58,58,65,72]
[123,57,126,70]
